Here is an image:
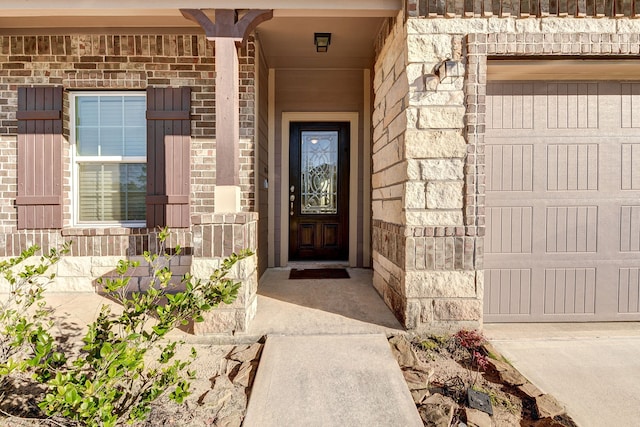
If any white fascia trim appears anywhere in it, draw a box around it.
[0,0,402,17]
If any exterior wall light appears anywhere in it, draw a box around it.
[436,59,464,83]
[314,32,331,53]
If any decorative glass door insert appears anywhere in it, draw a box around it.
[300,131,338,214]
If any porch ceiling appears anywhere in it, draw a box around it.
[256,17,385,69]
[0,4,395,70]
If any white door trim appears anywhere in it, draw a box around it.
[280,112,359,267]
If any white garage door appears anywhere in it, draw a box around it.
[484,81,640,322]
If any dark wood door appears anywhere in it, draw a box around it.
[289,122,349,260]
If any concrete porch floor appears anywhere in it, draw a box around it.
[245,267,404,337]
[40,267,404,342]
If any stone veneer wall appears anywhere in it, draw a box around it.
[373,12,479,333]
[374,7,640,332]
[0,34,260,335]
[372,14,410,326]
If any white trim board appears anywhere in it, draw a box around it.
[280,112,359,267]
[267,69,276,267]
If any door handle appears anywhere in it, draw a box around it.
[290,186,295,215]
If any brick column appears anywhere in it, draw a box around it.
[191,213,258,335]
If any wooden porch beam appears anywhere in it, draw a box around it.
[180,8,273,44]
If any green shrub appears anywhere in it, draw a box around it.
[0,243,70,391]
[38,228,251,426]
[1,227,251,427]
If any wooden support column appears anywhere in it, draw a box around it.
[181,8,273,212]
[214,36,241,211]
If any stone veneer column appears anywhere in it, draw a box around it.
[190,213,258,335]
[372,13,482,333]
[403,17,482,332]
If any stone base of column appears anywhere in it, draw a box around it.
[372,219,483,334]
[191,213,258,335]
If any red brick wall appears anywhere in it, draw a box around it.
[0,33,257,255]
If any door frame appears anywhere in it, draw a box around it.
[280,112,359,266]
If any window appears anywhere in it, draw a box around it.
[72,92,146,226]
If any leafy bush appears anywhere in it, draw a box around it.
[1,228,251,427]
[0,243,71,393]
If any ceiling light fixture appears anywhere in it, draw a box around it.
[314,32,331,53]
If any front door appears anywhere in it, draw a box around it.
[289,122,349,260]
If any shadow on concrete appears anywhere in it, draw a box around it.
[247,267,404,336]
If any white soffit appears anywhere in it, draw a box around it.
[488,60,640,81]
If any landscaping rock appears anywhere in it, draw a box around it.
[216,413,243,427]
[534,394,565,419]
[490,359,527,386]
[419,393,457,426]
[403,366,434,390]
[389,334,420,368]
[411,388,430,404]
[215,357,229,377]
[519,382,544,399]
[464,407,492,427]
[202,376,234,408]
[229,343,262,363]
[527,417,571,427]
[391,335,578,427]
[225,359,242,377]
[499,368,527,386]
[231,361,258,388]
[487,358,510,373]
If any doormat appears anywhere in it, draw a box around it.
[289,268,350,280]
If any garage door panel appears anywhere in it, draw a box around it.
[546,143,599,191]
[546,82,599,129]
[487,82,534,130]
[487,144,533,191]
[484,268,532,316]
[487,206,533,254]
[621,82,640,128]
[545,206,598,253]
[543,268,596,315]
[618,268,640,313]
[620,206,640,252]
[621,143,640,189]
[485,80,640,322]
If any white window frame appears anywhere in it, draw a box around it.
[70,91,147,228]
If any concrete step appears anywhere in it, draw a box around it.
[244,334,423,427]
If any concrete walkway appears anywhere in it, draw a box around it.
[243,334,423,427]
[484,323,640,427]
[243,270,420,426]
